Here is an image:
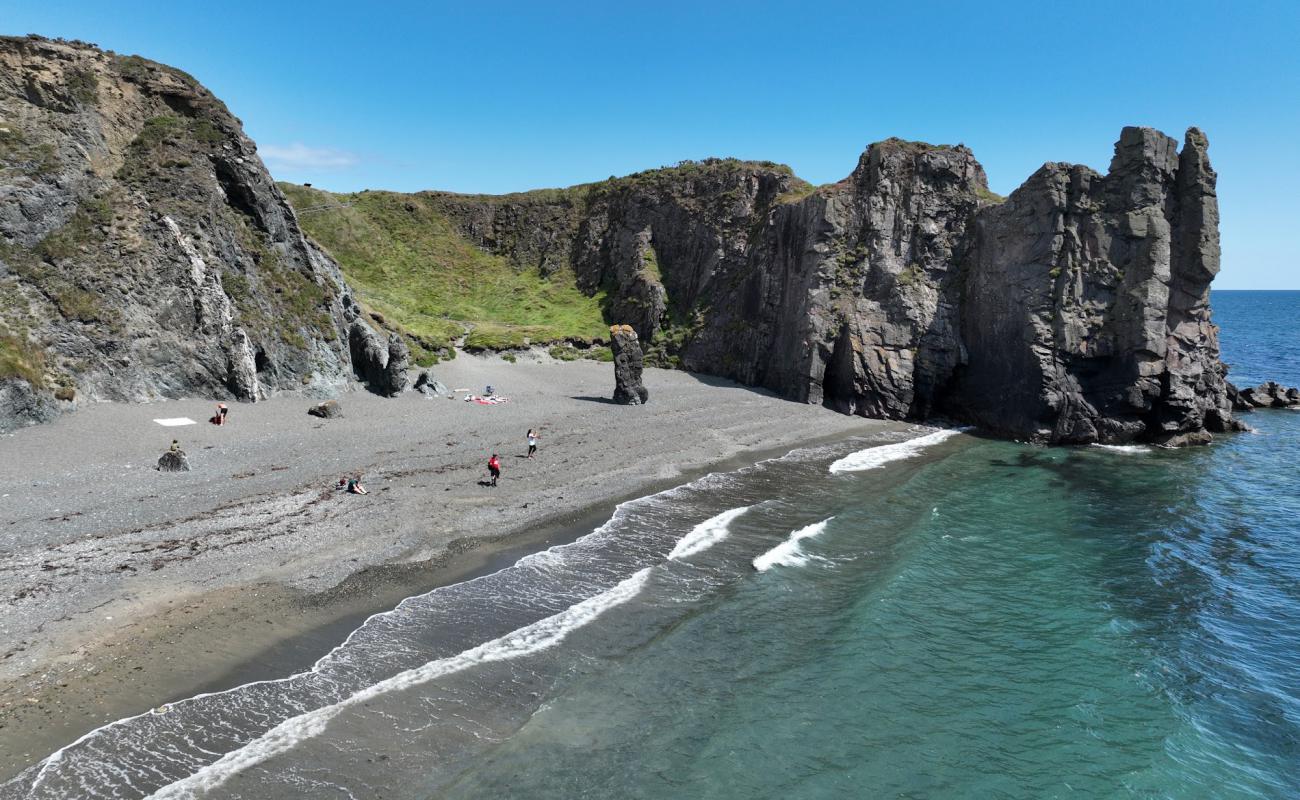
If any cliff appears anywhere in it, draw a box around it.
[0,35,368,431]
[1,37,1240,444]
[356,135,1240,445]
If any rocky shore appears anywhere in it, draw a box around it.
[0,355,896,780]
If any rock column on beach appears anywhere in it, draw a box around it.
[610,325,650,405]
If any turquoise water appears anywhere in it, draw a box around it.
[440,427,1299,799]
[6,292,1298,799]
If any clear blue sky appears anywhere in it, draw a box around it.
[3,0,1297,287]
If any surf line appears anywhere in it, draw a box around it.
[828,427,971,473]
[669,506,753,560]
[147,568,653,799]
[752,517,835,572]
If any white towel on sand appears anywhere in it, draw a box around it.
[153,417,197,427]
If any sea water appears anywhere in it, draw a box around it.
[4,291,1298,799]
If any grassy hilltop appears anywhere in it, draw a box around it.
[279,184,609,363]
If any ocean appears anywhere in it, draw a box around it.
[5,291,1299,799]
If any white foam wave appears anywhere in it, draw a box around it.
[752,518,834,572]
[669,506,752,560]
[828,427,970,473]
[148,568,652,799]
[1090,443,1153,455]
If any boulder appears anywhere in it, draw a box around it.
[157,449,190,472]
[610,325,649,405]
[1237,381,1300,409]
[308,399,343,419]
[414,369,450,397]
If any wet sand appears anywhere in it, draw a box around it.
[0,354,894,780]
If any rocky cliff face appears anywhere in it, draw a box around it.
[2,37,1240,444]
[0,36,367,431]
[421,131,1240,445]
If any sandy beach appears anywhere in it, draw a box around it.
[0,354,894,780]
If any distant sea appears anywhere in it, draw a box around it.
[7,292,1299,800]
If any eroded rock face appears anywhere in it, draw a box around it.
[954,127,1239,444]
[610,325,649,405]
[0,36,359,432]
[430,131,1241,445]
[348,321,409,396]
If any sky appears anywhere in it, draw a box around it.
[2,0,1297,288]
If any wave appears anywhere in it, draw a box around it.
[752,518,834,572]
[7,437,856,799]
[669,506,752,560]
[828,427,970,473]
[1090,443,1153,455]
[150,568,652,799]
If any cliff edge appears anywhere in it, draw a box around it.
[0,35,367,431]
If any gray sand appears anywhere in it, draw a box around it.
[0,355,896,778]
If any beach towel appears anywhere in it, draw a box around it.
[153,417,197,427]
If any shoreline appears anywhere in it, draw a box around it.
[0,357,898,781]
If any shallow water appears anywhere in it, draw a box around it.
[4,292,1298,799]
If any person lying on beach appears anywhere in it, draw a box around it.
[346,475,368,495]
[487,454,501,487]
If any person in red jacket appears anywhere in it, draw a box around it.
[487,454,501,487]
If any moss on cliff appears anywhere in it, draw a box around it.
[281,183,608,350]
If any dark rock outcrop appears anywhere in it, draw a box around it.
[307,399,342,418]
[953,127,1239,444]
[610,325,649,405]
[413,369,450,397]
[1230,380,1300,410]
[156,448,190,472]
[426,131,1243,445]
[0,36,362,432]
[347,321,408,396]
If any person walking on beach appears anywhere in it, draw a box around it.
[487,454,501,487]
[526,429,539,458]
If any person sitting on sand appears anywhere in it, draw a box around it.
[346,475,368,495]
[169,439,181,453]
[527,428,539,458]
[488,454,501,487]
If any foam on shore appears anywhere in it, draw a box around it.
[1090,444,1153,454]
[669,506,752,560]
[752,518,834,572]
[149,568,652,799]
[829,428,969,473]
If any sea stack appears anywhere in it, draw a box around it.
[610,325,649,405]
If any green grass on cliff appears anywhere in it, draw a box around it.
[280,184,608,354]
[0,331,45,386]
